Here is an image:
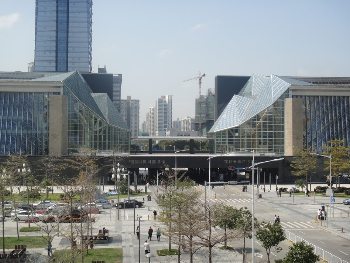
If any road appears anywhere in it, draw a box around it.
[209,184,350,262]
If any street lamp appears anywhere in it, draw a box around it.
[1,168,8,254]
[137,216,142,263]
[249,154,284,263]
[112,162,121,220]
[18,163,31,227]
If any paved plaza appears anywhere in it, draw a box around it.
[1,184,350,262]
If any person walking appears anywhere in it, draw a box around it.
[148,226,153,241]
[136,226,140,240]
[47,241,52,257]
[156,228,161,241]
[153,210,157,220]
[144,240,150,254]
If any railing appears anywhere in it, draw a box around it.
[284,230,349,263]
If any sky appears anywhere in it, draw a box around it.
[1,0,350,123]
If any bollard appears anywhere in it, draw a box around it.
[148,215,149,220]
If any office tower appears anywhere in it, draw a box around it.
[180,117,194,132]
[120,96,140,138]
[113,74,122,112]
[194,89,215,136]
[146,107,156,136]
[34,0,93,72]
[156,95,172,136]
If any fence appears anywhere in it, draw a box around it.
[284,230,349,263]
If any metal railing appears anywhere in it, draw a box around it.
[284,230,349,263]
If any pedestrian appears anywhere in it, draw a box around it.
[47,241,52,257]
[317,209,321,220]
[144,240,150,254]
[136,226,140,239]
[274,215,278,224]
[279,189,282,197]
[156,228,161,241]
[153,210,157,220]
[277,215,280,223]
[148,226,153,240]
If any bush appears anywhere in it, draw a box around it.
[333,187,350,193]
[19,189,41,199]
[314,186,328,193]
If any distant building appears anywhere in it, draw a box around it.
[156,95,172,136]
[146,107,156,136]
[194,89,215,136]
[34,0,93,72]
[0,71,129,156]
[28,62,34,72]
[181,117,194,132]
[120,96,140,138]
[113,74,122,112]
[172,118,181,132]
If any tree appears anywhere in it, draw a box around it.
[323,139,350,188]
[235,207,256,263]
[256,222,286,263]
[290,149,317,192]
[283,241,319,263]
[212,204,240,249]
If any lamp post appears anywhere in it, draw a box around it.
[251,150,255,263]
[1,168,7,254]
[137,216,142,263]
[112,162,121,220]
[249,155,284,263]
[18,163,31,227]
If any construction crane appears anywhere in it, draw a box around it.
[183,72,206,97]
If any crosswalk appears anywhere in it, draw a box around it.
[280,221,317,230]
[207,198,253,204]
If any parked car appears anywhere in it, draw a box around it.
[16,204,33,211]
[343,199,350,205]
[11,210,40,222]
[116,199,144,209]
[33,200,56,209]
[95,199,112,209]
[79,203,100,214]
[106,190,118,196]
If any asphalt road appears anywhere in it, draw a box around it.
[209,184,350,262]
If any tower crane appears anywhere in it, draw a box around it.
[183,72,206,97]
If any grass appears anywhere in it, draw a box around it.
[157,248,179,256]
[0,236,47,249]
[53,248,123,263]
[5,193,63,202]
[19,226,41,232]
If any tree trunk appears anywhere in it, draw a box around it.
[243,236,246,263]
[224,226,227,248]
[267,249,270,263]
[189,235,193,263]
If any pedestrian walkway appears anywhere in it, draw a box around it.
[280,221,319,230]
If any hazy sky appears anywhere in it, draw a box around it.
[1,0,350,123]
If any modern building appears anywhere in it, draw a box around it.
[112,74,122,112]
[194,89,215,136]
[0,71,129,156]
[209,75,350,156]
[146,107,156,136]
[214,75,250,120]
[180,117,194,132]
[156,95,172,136]
[120,96,140,138]
[34,0,93,72]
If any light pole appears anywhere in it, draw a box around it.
[137,216,142,263]
[112,162,121,220]
[1,168,7,254]
[249,155,284,263]
[19,163,31,227]
[251,150,255,263]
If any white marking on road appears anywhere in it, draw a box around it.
[338,250,349,256]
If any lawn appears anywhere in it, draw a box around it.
[20,226,41,232]
[0,236,47,249]
[53,248,123,263]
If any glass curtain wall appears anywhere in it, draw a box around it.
[0,92,50,155]
[213,92,286,154]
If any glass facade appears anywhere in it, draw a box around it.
[301,95,350,152]
[210,75,350,155]
[34,0,92,72]
[0,72,129,156]
[0,92,51,155]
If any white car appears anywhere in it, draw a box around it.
[33,200,56,209]
[11,210,41,222]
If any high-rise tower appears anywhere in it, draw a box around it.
[34,0,92,72]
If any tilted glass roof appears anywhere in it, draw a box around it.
[92,93,128,130]
[209,75,291,133]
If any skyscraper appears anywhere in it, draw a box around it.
[34,0,93,72]
[156,95,172,136]
[120,96,140,138]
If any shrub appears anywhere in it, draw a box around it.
[19,189,41,199]
[314,186,328,193]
